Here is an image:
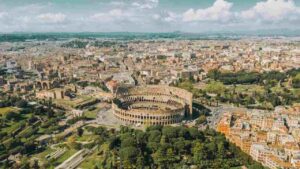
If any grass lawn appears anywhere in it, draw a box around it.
[54,148,77,165]
[292,88,300,97]
[0,107,18,115]
[54,96,94,109]
[79,151,103,169]
[231,84,265,94]
[2,121,22,133]
[76,134,98,142]
[84,109,98,119]
[79,144,110,169]
[53,99,77,109]
[33,147,56,163]
[32,146,76,168]
[1,112,33,134]
[271,86,285,94]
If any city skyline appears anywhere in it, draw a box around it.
[1,0,300,33]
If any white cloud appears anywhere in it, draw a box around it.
[110,1,126,6]
[132,0,159,9]
[164,12,179,22]
[37,13,66,23]
[152,14,161,20]
[182,0,233,22]
[91,9,131,22]
[15,4,47,14]
[0,12,8,19]
[1,0,300,32]
[241,0,300,21]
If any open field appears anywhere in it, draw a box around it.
[53,95,94,109]
[227,84,265,94]
[0,107,19,115]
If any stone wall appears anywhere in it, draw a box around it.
[113,85,193,125]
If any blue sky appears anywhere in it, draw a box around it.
[0,0,300,33]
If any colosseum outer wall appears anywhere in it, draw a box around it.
[113,85,193,125]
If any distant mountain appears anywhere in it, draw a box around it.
[0,30,299,42]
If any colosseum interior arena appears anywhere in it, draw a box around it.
[112,85,193,126]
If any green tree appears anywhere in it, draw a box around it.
[120,146,139,168]
[205,81,225,95]
[32,160,40,169]
[166,148,177,165]
[121,137,137,148]
[162,127,177,140]
[153,148,167,168]
[192,142,208,164]
[77,127,84,137]
[5,111,20,121]
[293,73,300,88]
[196,115,207,125]
[177,80,194,92]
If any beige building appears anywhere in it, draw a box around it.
[250,143,270,163]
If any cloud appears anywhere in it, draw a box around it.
[0,12,8,19]
[0,0,300,33]
[90,9,131,22]
[182,0,233,22]
[164,12,179,22]
[37,13,66,24]
[15,4,47,14]
[110,1,126,6]
[152,14,160,20]
[241,0,300,21]
[132,0,159,9]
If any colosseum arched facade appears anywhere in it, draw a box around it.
[112,85,193,125]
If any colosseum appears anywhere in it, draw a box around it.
[112,85,193,125]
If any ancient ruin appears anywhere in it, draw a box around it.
[112,85,193,125]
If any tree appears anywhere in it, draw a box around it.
[293,73,300,88]
[162,127,177,140]
[189,127,204,140]
[174,138,186,155]
[121,137,136,148]
[67,135,81,150]
[108,136,120,150]
[248,163,265,169]
[166,148,177,165]
[148,130,161,143]
[192,142,208,164]
[207,69,221,80]
[153,148,167,167]
[177,80,194,92]
[19,157,30,169]
[120,146,139,167]
[217,142,226,159]
[77,127,84,137]
[136,131,147,146]
[178,127,190,139]
[205,81,225,95]
[5,111,20,121]
[136,156,144,169]
[32,160,40,169]
[15,100,28,108]
[196,115,207,125]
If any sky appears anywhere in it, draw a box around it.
[0,0,300,33]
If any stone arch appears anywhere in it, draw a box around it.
[51,80,60,88]
[36,81,42,89]
[42,82,49,90]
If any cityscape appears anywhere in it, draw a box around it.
[0,0,300,169]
